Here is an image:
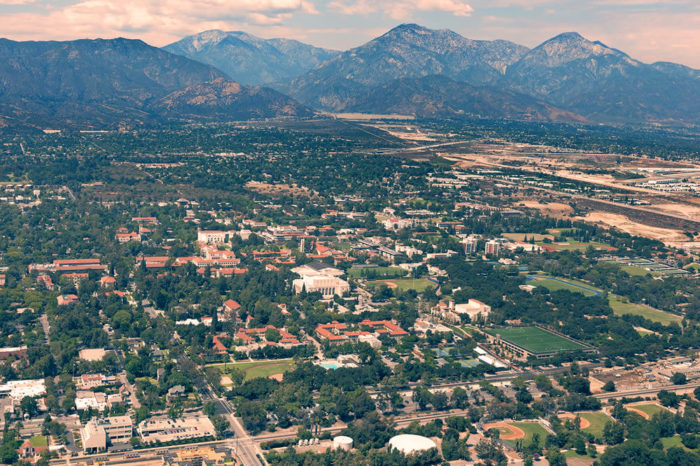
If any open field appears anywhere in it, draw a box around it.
[528,275,602,297]
[486,326,588,354]
[510,422,548,447]
[579,212,690,245]
[503,233,553,242]
[578,412,613,439]
[366,278,436,292]
[627,403,668,419]
[348,266,407,279]
[537,240,614,252]
[519,201,574,217]
[609,296,682,325]
[620,265,655,277]
[211,359,296,383]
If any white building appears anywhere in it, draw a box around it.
[382,218,413,231]
[138,415,216,444]
[293,276,350,298]
[196,230,231,245]
[81,416,133,453]
[389,434,436,454]
[395,244,422,258]
[75,391,108,411]
[0,379,46,400]
[454,299,492,322]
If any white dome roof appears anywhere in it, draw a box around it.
[389,434,437,454]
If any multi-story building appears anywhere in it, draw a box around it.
[81,416,133,453]
[485,239,500,256]
[196,230,231,245]
[137,415,215,444]
[463,235,480,255]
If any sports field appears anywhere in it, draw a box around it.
[609,296,682,326]
[578,412,613,439]
[486,326,588,354]
[510,422,548,447]
[366,278,436,292]
[212,359,296,383]
[627,403,668,419]
[528,275,602,297]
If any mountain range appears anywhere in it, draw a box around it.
[1,24,698,129]
[275,25,699,125]
[0,38,309,129]
[163,30,339,86]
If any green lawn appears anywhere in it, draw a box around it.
[620,265,655,277]
[536,240,613,252]
[29,435,48,447]
[510,422,548,448]
[609,296,682,325]
[486,326,588,354]
[564,450,593,459]
[579,412,613,439]
[684,263,700,272]
[661,436,683,449]
[529,276,601,297]
[366,278,436,292]
[212,359,296,383]
[628,403,668,418]
[348,266,407,279]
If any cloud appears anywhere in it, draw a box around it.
[0,0,313,44]
[328,0,473,18]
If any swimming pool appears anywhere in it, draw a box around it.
[320,362,340,370]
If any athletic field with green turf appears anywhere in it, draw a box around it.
[486,326,588,354]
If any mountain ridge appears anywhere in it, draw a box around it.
[163,30,339,86]
[273,24,699,125]
[0,37,310,129]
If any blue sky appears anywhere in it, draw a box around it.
[1,0,698,67]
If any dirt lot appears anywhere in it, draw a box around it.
[518,200,574,217]
[578,211,690,244]
[245,182,315,197]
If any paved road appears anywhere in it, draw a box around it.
[39,313,51,344]
[178,353,263,466]
[593,380,700,400]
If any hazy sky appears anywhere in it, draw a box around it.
[1,0,698,67]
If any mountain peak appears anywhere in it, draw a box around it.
[523,31,628,67]
[388,23,430,33]
[548,31,586,43]
[164,30,339,85]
